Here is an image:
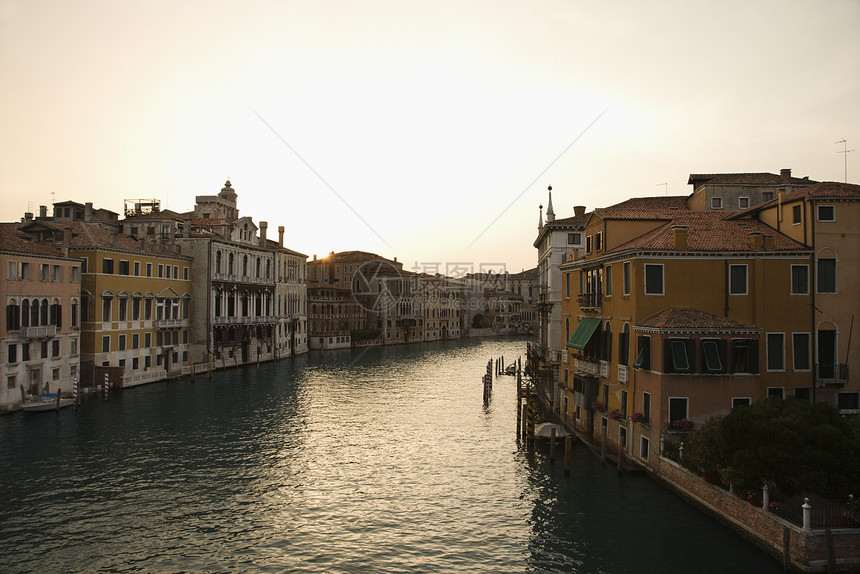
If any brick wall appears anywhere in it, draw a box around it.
[655,457,860,572]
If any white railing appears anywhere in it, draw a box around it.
[618,364,628,384]
[599,360,609,378]
[21,325,57,338]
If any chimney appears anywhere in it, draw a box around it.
[313,254,317,261]
[574,205,586,217]
[23,212,33,223]
[259,221,268,247]
[39,205,47,218]
[183,216,191,238]
[780,168,791,184]
[278,226,285,247]
[672,225,688,250]
[749,231,763,250]
[763,235,774,250]
[84,202,93,222]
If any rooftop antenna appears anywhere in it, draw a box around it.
[835,139,854,183]
[50,191,55,205]
[657,182,668,196]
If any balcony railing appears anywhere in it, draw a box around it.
[577,292,602,311]
[618,364,628,384]
[816,363,849,384]
[574,357,600,376]
[154,318,187,328]
[21,325,57,339]
[213,315,277,326]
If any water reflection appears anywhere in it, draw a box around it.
[0,337,781,573]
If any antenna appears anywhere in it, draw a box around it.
[835,139,854,183]
[657,183,668,196]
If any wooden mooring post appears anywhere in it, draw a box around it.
[564,434,573,475]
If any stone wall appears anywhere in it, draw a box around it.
[655,457,860,572]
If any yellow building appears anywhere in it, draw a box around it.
[560,202,814,468]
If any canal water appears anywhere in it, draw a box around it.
[1,337,782,573]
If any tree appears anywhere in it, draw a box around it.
[683,397,860,499]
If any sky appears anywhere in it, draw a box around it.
[2,0,859,274]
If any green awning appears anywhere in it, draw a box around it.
[702,341,722,373]
[632,348,645,370]
[671,340,690,372]
[567,318,601,350]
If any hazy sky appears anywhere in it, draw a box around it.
[2,0,858,273]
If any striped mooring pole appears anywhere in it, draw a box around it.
[103,373,109,401]
[72,376,79,409]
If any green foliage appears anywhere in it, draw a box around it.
[682,397,860,499]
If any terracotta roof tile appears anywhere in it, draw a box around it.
[606,196,690,210]
[608,211,807,253]
[0,224,71,258]
[637,307,760,332]
[687,172,816,186]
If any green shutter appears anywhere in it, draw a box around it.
[632,348,644,369]
[671,340,690,372]
[702,341,722,373]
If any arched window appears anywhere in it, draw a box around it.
[216,251,222,274]
[6,299,19,331]
[602,321,612,361]
[619,323,630,366]
[817,248,837,294]
[565,318,570,344]
[243,255,248,276]
[266,260,271,280]
[40,299,49,326]
[228,253,234,274]
[22,299,31,327]
[256,257,261,278]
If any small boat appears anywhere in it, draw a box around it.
[534,422,570,442]
[504,364,518,375]
[21,393,74,413]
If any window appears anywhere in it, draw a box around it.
[567,233,575,245]
[729,265,747,295]
[565,272,570,298]
[634,336,651,370]
[20,262,30,280]
[52,340,60,357]
[711,197,723,209]
[22,343,30,361]
[586,235,593,253]
[642,392,651,423]
[791,265,809,294]
[602,383,609,409]
[7,260,16,280]
[794,387,811,402]
[817,205,835,222]
[618,324,630,366]
[644,264,663,295]
[132,298,141,321]
[118,298,127,321]
[102,297,112,322]
[766,333,785,371]
[70,338,77,355]
[640,437,649,461]
[158,264,164,278]
[792,204,801,224]
[738,197,749,209]
[732,397,751,408]
[605,265,612,296]
[71,267,80,283]
[730,339,759,374]
[132,334,139,349]
[102,336,110,353]
[620,389,628,416]
[792,333,810,371]
[183,267,189,280]
[132,357,139,370]
[145,333,151,347]
[133,261,140,276]
[768,387,785,399]
[119,260,129,275]
[595,232,603,251]
[41,263,50,281]
[668,397,688,424]
[103,259,114,274]
[118,335,126,351]
[762,191,773,201]
[817,256,836,293]
[7,343,17,363]
[173,265,179,279]
[144,299,152,321]
[146,263,152,277]
[53,265,62,282]
[145,356,151,369]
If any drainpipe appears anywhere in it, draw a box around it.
[207,239,212,365]
[724,260,729,317]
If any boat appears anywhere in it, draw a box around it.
[21,393,74,413]
[534,422,570,442]
[504,364,518,375]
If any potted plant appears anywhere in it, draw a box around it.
[591,400,607,413]
[629,412,646,424]
[608,410,625,421]
[669,418,695,432]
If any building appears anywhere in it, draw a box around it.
[270,227,308,357]
[1,223,81,409]
[532,186,589,407]
[687,168,815,212]
[176,181,277,369]
[559,201,817,469]
[307,282,361,350]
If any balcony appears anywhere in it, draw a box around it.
[574,356,600,376]
[577,292,602,312]
[154,318,187,328]
[816,363,849,386]
[212,315,277,326]
[618,364,628,384]
[21,325,57,339]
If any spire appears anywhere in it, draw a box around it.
[538,204,544,231]
[545,185,555,223]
